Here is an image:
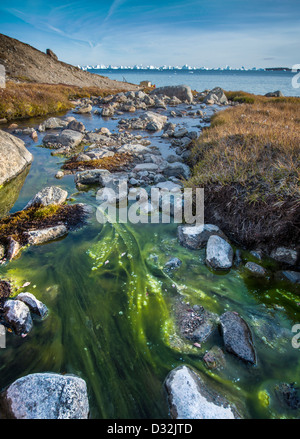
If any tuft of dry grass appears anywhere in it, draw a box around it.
[187,96,300,250]
[0,81,128,121]
[0,204,85,246]
[63,153,133,173]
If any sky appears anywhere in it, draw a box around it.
[0,0,299,68]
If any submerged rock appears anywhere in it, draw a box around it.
[219,311,256,364]
[25,225,68,245]
[175,302,218,344]
[274,382,300,410]
[206,235,233,270]
[164,365,241,419]
[281,270,300,284]
[0,373,89,419]
[25,186,68,209]
[0,130,33,187]
[203,346,226,370]
[245,262,267,278]
[3,300,33,336]
[16,292,48,319]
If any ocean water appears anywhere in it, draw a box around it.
[90,69,300,97]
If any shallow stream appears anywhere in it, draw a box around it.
[0,102,299,419]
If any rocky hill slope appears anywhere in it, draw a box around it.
[0,33,138,91]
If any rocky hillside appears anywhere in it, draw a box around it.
[0,33,138,91]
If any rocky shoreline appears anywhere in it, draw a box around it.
[0,83,299,419]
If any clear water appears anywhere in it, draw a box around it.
[90,69,300,97]
[0,104,299,419]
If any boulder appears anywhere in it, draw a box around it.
[25,186,68,209]
[67,120,86,132]
[75,169,110,185]
[6,237,21,261]
[270,247,298,266]
[219,311,256,364]
[16,292,48,319]
[3,300,33,336]
[206,235,233,270]
[150,85,193,103]
[58,130,84,147]
[203,87,228,105]
[164,365,241,419]
[0,130,33,187]
[43,130,84,148]
[25,225,68,245]
[38,117,68,131]
[265,90,284,97]
[0,373,89,419]
[140,111,168,131]
[46,49,58,60]
[163,162,190,179]
[178,224,225,250]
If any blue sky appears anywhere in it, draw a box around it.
[0,0,299,67]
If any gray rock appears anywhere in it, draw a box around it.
[178,224,225,250]
[164,365,241,419]
[3,300,33,336]
[101,106,115,117]
[203,87,228,105]
[25,186,68,209]
[154,181,182,191]
[75,169,110,185]
[39,117,68,131]
[59,130,84,148]
[206,235,233,270]
[0,130,33,187]
[265,90,284,97]
[1,373,89,419]
[133,163,159,172]
[163,162,190,179]
[67,120,86,132]
[245,262,267,278]
[151,85,193,103]
[153,174,166,184]
[281,270,300,284]
[219,311,256,364]
[173,128,188,138]
[270,247,298,266]
[25,225,68,245]
[0,244,5,259]
[203,346,226,370]
[74,104,92,114]
[6,237,21,261]
[16,292,48,318]
[164,257,182,270]
[140,111,168,131]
